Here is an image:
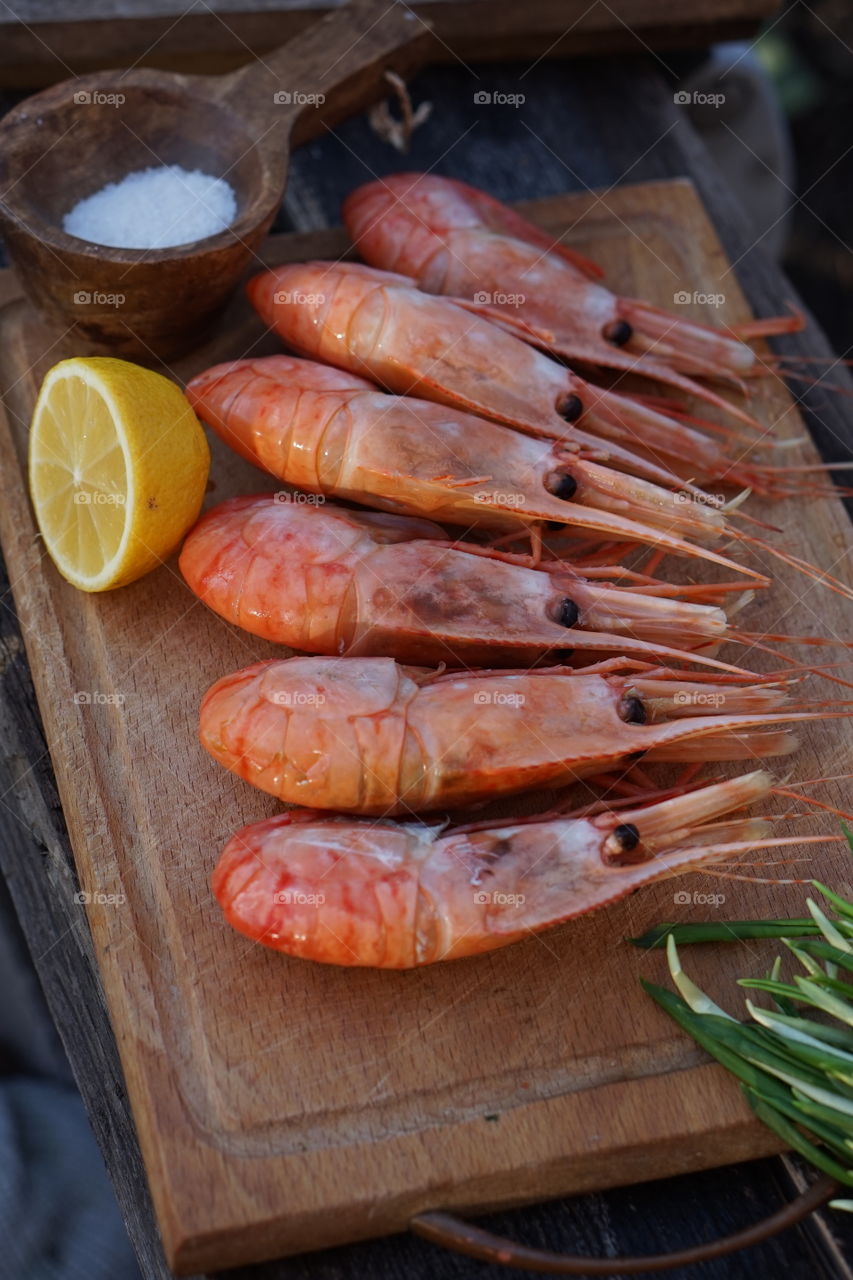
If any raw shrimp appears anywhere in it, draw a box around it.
[246,261,835,504]
[247,261,735,486]
[212,770,789,967]
[199,656,820,815]
[186,355,770,583]
[343,173,800,403]
[180,493,746,668]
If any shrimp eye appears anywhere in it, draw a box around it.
[557,393,583,422]
[615,822,640,850]
[556,598,580,628]
[603,822,643,865]
[603,319,633,347]
[620,694,647,724]
[546,472,578,501]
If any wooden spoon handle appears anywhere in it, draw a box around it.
[220,0,433,143]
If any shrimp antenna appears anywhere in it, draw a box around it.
[724,305,805,341]
[687,835,846,887]
[728,529,853,604]
[781,771,853,789]
[769,787,853,824]
[724,637,853,692]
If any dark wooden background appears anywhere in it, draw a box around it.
[1,48,853,1280]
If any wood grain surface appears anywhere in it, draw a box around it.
[0,0,779,87]
[0,179,850,1275]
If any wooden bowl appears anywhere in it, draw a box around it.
[0,0,430,363]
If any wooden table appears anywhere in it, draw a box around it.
[0,1,778,87]
[1,52,853,1279]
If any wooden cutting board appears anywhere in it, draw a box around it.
[0,180,850,1275]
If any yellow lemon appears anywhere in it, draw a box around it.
[29,356,209,591]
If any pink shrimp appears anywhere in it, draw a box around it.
[198,656,825,815]
[180,493,750,669]
[187,355,772,585]
[342,173,801,406]
[246,261,840,507]
[189,353,853,604]
[212,770,789,967]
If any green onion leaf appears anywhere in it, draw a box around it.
[641,841,853,1203]
[745,1001,853,1068]
[746,1090,853,1185]
[631,920,818,948]
[794,939,853,974]
[813,879,853,924]
[666,936,734,1019]
[807,900,853,954]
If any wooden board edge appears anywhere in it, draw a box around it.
[165,1061,786,1274]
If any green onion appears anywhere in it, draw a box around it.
[791,939,853,974]
[631,920,819,948]
[640,858,853,1198]
[745,1090,853,1183]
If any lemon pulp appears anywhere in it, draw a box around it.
[29,357,210,591]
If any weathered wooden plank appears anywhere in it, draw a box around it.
[0,1,778,87]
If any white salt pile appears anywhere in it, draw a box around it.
[63,165,238,249]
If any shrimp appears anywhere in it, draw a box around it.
[186,355,771,585]
[198,656,823,815]
[189,354,853,604]
[212,770,788,967]
[247,261,735,488]
[342,173,801,407]
[180,493,749,669]
[246,261,839,506]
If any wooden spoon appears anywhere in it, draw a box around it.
[0,0,432,362]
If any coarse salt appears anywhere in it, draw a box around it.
[63,165,237,249]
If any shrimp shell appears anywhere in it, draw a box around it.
[343,173,798,389]
[246,260,755,496]
[187,355,768,583]
[213,770,774,967]
[179,494,741,669]
[199,656,806,815]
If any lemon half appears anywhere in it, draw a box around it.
[29,357,210,591]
